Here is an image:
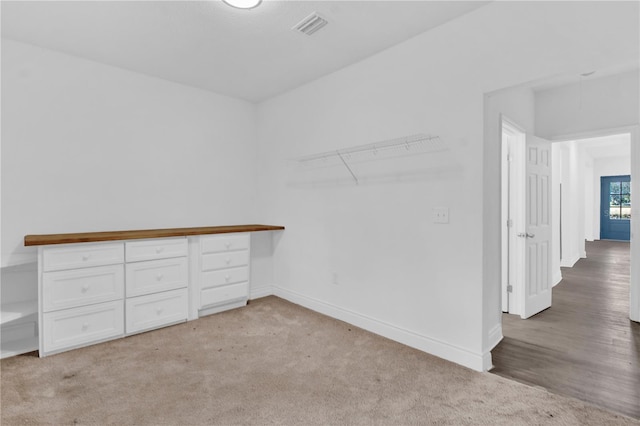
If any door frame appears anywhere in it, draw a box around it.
[500,116,526,317]
[600,174,631,241]
[548,125,639,322]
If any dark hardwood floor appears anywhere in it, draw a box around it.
[492,240,640,419]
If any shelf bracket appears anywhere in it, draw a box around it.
[337,151,359,184]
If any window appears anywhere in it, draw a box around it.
[610,180,631,220]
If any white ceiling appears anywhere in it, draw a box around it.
[530,62,640,93]
[1,0,490,103]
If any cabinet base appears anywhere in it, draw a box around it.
[198,300,247,317]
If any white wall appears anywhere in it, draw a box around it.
[536,70,640,139]
[551,143,562,283]
[1,40,260,268]
[584,155,595,242]
[555,141,584,267]
[256,1,639,371]
[631,129,640,322]
[593,156,631,239]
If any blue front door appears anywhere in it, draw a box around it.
[601,175,631,241]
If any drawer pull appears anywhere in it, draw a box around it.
[225,242,232,249]
[225,275,230,282]
[156,274,164,281]
[82,255,90,261]
[156,307,163,315]
[82,322,89,331]
[225,258,231,265]
[81,284,90,293]
[155,247,164,254]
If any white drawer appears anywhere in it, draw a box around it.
[201,234,249,254]
[126,257,187,298]
[42,300,124,354]
[43,242,124,272]
[201,250,249,271]
[126,238,187,262]
[201,266,249,289]
[201,282,248,308]
[43,264,124,312]
[126,288,188,334]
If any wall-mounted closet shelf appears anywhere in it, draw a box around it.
[294,134,446,184]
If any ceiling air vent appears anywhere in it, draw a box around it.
[292,12,328,36]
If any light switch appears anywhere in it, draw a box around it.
[433,207,449,224]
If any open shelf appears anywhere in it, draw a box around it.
[1,336,38,359]
[1,307,38,359]
[1,300,38,325]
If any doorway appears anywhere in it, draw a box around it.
[601,175,631,241]
[554,133,632,263]
[486,69,639,417]
[494,130,637,417]
[503,130,635,320]
[501,117,553,319]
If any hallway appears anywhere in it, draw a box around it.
[491,240,639,419]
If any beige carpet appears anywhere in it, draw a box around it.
[1,296,637,425]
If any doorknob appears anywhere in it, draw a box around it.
[518,233,535,238]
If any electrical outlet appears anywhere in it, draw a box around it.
[332,273,339,285]
[433,207,449,224]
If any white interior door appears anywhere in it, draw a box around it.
[521,135,552,319]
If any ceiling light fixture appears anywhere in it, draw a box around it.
[222,0,261,9]
[292,12,328,36]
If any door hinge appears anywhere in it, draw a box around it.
[507,219,513,228]
[507,285,513,293]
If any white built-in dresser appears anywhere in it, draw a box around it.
[23,225,284,357]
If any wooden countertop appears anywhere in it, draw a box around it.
[24,224,285,246]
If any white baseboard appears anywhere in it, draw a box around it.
[199,300,247,317]
[552,270,563,287]
[560,253,580,268]
[273,286,487,372]
[483,323,503,371]
[487,323,503,351]
[249,286,275,300]
[631,304,639,323]
[482,352,494,372]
